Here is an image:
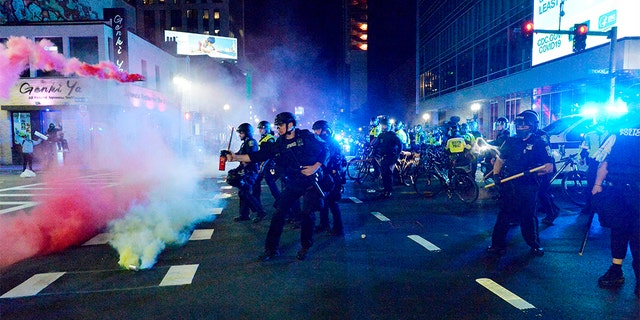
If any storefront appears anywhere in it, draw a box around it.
[0,77,178,166]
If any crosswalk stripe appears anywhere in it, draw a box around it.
[211,208,223,215]
[0,201,39,215]
[348,197,362,203]
[1,272,65,298]
[213,193,232,199]
[371,211,390,221]
[475,278,536,310]
[159,264,199,287]
[189,229,214,240]
[407,235,441,252]
[220,186,233,190]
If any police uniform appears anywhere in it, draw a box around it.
[233,134,266,221]
[316,132,346,236]
[593,113,640,292]
[252,132,280,204]
[372,127,403,196]
[248,128,329,258]
[490,133,553,254]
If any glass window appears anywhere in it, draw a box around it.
[69,37,98,65]
[171,10,182,29]
[458,49,473,85]
[489,33,507,79]
[473,40,487,82]
[35,37,63,77]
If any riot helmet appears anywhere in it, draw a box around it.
[494,117,509,131]
[237,123,254,136]
[274,112,296,133]
[396,121,405,130]
[257,120,271,130]
[312,120,332,135]
[519,110,539,130]
[370,117,379,126]
[514,111,537,138]
[378,116,390,129]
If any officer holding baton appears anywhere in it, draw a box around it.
[487,111,553,257]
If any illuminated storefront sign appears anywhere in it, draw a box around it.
[104,8,129,72]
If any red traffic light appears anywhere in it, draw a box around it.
[575,24,588,35]
[522,21,534,35]
[184,112,191,120]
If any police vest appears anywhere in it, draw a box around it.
[607,125,640,180]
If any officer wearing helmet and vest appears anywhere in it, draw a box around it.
[487,110,554,257]
[252,120,280,214]
[491,117,510,148]
[369,117,381,143]
[519,110,560,225]
[312,120,345,236]
[225,112,329,261]
[372,116,403,199]
[229,123,267,222]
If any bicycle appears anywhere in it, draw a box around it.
[411,149,479,203]
[548,152,588,206]
[349,156,385,200]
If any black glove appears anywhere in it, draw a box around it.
[523,168,533,177]
[493,175,502,186]
[220,150,232,157]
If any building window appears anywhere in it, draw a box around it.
[144,10,156,40]
[186,9,198,32]
[213,9,220,35]
[171,10,182,30]
[141,60,148,87]
[69,37,98,65]
[155,65,161,90]
[505,97,520,122]
[35,37,63,77]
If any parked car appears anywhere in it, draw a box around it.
[542,114,593,167]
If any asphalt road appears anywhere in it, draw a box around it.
[0,168,638,320]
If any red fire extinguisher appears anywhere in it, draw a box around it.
[219,127,234,171]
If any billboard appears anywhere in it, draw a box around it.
[164,30,237,60]
[532,0,640,66]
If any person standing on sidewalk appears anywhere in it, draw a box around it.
[18,134,42,172]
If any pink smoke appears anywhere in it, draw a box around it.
[0,167,150,269]
[0,36,144,99]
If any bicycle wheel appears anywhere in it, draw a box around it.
[400,163,415,187]
[347,158,364,181]
[452,173,479,203]
[562,170,588,206]
[413,170,445,197]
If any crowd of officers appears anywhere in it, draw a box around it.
[223,109,639,297]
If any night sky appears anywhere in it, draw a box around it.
[243,0,416,123]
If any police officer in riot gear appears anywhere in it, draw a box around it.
[225,112,329,261]
[252,120,280,220]
[487,111,554,257]
[371,116,403,199]
[491,117,510,148]
[519,110,560,225]
[312,120,346,236]
[229,123,267,222]
[591,111,640,296]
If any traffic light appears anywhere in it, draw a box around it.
[521,21,534,38]
[573,23,588,52]
[184,112,191,121]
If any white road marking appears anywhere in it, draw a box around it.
[213,193,232,199]
[407,235,441,252]
[82,233,113,245]
[189,229,214,240]
[475,278,536,310]
[1,272,65,298]
[371,211,390,221]
[159,264,199,286]
[220,186,233,190]
[0,201,39,215]
[211,208,223,215]
[348,197,362,203]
